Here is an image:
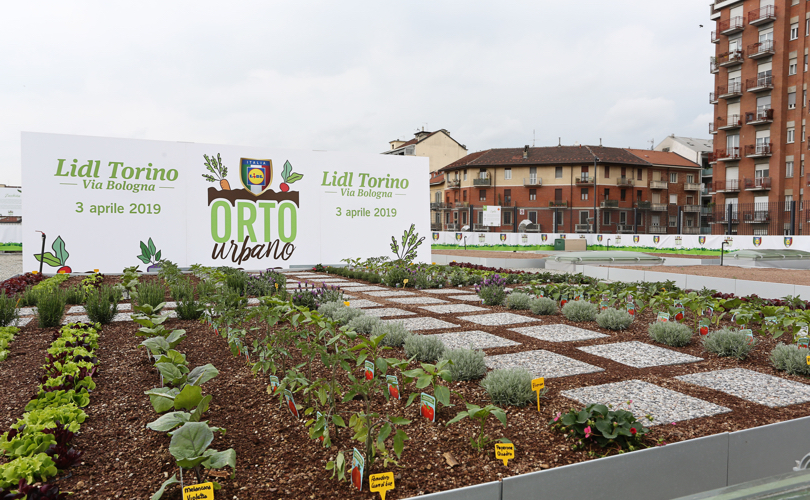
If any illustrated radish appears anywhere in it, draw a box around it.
[57,266,72,274]
[137,238,162,271]
[35,235,71,273]
[279,160,304,192]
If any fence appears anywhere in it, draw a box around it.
[704,201,810,236]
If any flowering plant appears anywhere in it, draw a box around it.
[475,274,508,306]
[549,402,650,451]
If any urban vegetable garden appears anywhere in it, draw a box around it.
[1,251,810,499]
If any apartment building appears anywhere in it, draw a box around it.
[383,128,468,172]
[434,145,701,235]
[709,0,809,234]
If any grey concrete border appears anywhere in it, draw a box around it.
[727,415,810,486]
[402,480,501,500]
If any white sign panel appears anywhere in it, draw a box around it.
[482,205,501,227]
[0,188,21,216]
[21,133,429,273]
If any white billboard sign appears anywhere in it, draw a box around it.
[0,188,21,216]
[21,132,429,273]
[482,205,501,227]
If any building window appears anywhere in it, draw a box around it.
[787,161,794,178]
[504,210,512,225]
[669,216,677,227]
[686,196,693,205]
[581,188,589,200]
[604,188,610,200]
[804,125,807,142]
[805,90,807,107]
[462,211,467,225]
[478,168,487,179]
[791,22,799,40]
[555,166,563,178]
[687,174,694,183]
[504,189,511,204]
[462,190,467,201]
[604,166,610,178]
[786,195,793,211]
[652,215,660,226]
[463,170,467,181]
[555,188,562,200]
[479,189,486,201]
[807,18,809,36]
[637,169,642,181]
[803,160,806,177]
[529,189,536,201]
[620,189,626,201]
[805,55,808,72]
[789,92,797,109]
[620,211,627,225]
[504,168,512,180]
[788,127,796,143]
[789,59,798,76]
[668,194,677,204]
[603,211,611,225]
[669,172,677,183]
[445,212,450,223]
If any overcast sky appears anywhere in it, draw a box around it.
[1,1,714,185]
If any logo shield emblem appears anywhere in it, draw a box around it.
[522,234,528,243]
[240,158,272,195]
[432,232,439,241]
[478,234,485,243]
[653,236,660,244]
[597,235,603,242]
[615,235,621,245]
[633,235,639,243]
[455,233,463,241]
[675,236,682,246]
[753,236,762,247]
[500,234,507,242]
[785,237,794,248]
[541,234,547,242]
[699,236,706,245]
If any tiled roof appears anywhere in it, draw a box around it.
[438,145,648,172]
[430,172,445,185]
[625,149,701,168]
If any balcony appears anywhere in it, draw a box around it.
[702,167,713,177]
[744,177,771,190]
[717,114,742,130]
[717,83,742,99]
[574,175,592,185]
[446,178,460,188]
[430,202,450,210]
[711,31,720,43]
[445,223,459,230]
[575,224,593,233]
[715,147,741,161]
[710,92,719,105]
[521,223,541,233]
[651,204,668,211]
[702,187,711,196]
[710,58,719,74]
[635,201,651,210]
[682,226,700,234]
[745,75,773,92]
[714,179,740,192]
[716,49,744,67]
[600,200,619,209]
[718,16,744,35]
[745,108,773,125]
[472,224,489,232]
[708,153,718,164]
[523,177,542,186]
[549,200,567,207]
[709,123,717,135]
[430,223,443,231]
[743,211,770,223]
[747,39,775,59]
[744,143,772,158]
[648,225,667,234]
[684,182,701,191]
[649,180,667,189]
[617,225,635,233]
[616,177,634,187]
[748,5,775,25]
[683,205,701,212]
[473,176,491,187]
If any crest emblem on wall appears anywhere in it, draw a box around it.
[432,232,439,241]
[615,235,621,245]
[675,236,682,246]
[541,234,547,242]
[653,236,660,244]
[597,235,603,242]
[785,237,794,248]
[699,236,706,245]
[753,236,762,247]
[560,234,566,239]
[239,158,272,195]
[522,234,528,243]
[633,235,639,243]
[500,234,507,242]
[478,234,485,243]
[455,233,462,241]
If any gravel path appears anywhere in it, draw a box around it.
[619,265,810,286]
[0,253,22,282]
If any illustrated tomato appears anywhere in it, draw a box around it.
[560,300,567,307]
[700,326,708,335]
[628,309,635,316]
[389,385,399,399]
[365,370,373,380]
[426,406,435,421]
[675,312,684,321]
[351,466,362,490]
[288,399,298,417]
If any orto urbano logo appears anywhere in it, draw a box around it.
[753,236,762,247]
[203,153,304,265]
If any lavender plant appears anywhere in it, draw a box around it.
[476,274,508,306]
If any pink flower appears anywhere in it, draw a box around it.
[671,422,677,425]
[553,412,561,422]
[584,426,592,438]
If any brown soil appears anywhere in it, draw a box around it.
[647,253,719,260]
[620,265,810,286]
[4,274,810,499]
[432,250,548,260]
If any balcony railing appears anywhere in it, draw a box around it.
[711,31,720,43]
[743,211,770,223]
[718,16,744,35]
[709,123,717,135]
[744,143,772,157]
[650,204,668,211]
[684,182,701,191]
[717,49,744,67]
[747,39,775,59]
[574,175,592,185]
[549,201,567,207]
[683,205,701,212]
[430,223,443,231]
[717,114,742,130]
[445,223,459,230]
[716,147,741,161]
[575,224,593,233]
[454,202,470,208]
[717,83,742,98]
[635,201,651,210]
[714,179,740,192]
[707,153,717,164]
[648,225,667,234]
[473,177,491,187]
[523,177,541,186]
[617,224,635,233]
[710,59,719,73]
[745,75,773,92]
[616,177,634,186]
[745,107,773,124]
[682,226,700,234]
[521,223,541,233]
[472,224,489,232]
[748,5,775,25]
[649,180,667,189]
[600,200,619,208]
[430,202,450,210]
[446,179,460,188]
[702,167,713,176]
[710,92,719,104]
[702,187,711,196]
[744,177,771,190]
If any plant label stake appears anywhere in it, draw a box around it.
[269,375,280,393]
[386,375,400,400]
[182,482,214,500]
[798,337,810,349]
[350,448,364,491]
[806,355,810,366]
[495,443,514,467]
[284,389,299,419]
[369,472,395,500]
[420,393,436,423]
[657,312,670,323]
[532,377,545,411]
[364,359,375,381]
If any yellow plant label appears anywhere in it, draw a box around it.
[495,443,514,466]
[344,301,350,307]
[532,377,545,411]
[403,279,409,284]
[806,355,810,365]
[31,271,38,275]
[183,482,214,500]
[369,472,395,500]
[93,269,99,273]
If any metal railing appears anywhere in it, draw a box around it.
[648,225,667,234]
[717,82,742,97]
[600,200,619,208]
[744,177,771,190]
[744,143,772,157]
[523,177,541,186]
[574,175,592,185]
[473,177,491,187]
[748,5,776,24]
[575,224,593,233]
[745,74,773,91]
[616,177,634,186]
[714,179,740,192]
[718,16,744,34]
[745,107,773,124]
[446,179,460,188]
[718,114,742,129]
[716,147,741,161]
[747,39,775,57]
[635,201,651,209]
[549,201,567,207]
[649,180,667,189]
[682,226,700,234]
[711,31,719,43]
[717,49,744,66]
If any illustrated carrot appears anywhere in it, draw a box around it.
[202,153,230,190]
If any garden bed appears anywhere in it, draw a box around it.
[3,269,810,499]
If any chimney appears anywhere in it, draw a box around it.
[523,145,529,159]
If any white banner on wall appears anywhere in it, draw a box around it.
[0,188,21,216]
[482,206,501,227]
[21,132,430,273]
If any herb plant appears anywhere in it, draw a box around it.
[446,403,508,451]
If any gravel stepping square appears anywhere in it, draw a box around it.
[676,368,810,408]
[448,295,481,302]
[419,304,488,314]
[484,350,603,379]
[383,317,459,331]
[308,278,349,282]
[422,289,465,294]
[343,294,355,299]
[562,379,731,426]
[347,299,381,309]
[13,317,32,327]
[433,330,520,350]
[67,303,132,314]
[365,291,416,298]
[510,325,608,343]
[389,297,449,305]
[459,313,540,326]
[578,341,703,368]
[17,307,35,316]
[362,308,416,318]
[339,286,387,292]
